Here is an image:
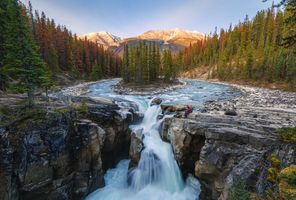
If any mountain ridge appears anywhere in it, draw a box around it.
[80,28,204,54]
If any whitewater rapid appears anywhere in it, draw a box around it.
[85,79,239,200]
[86,100,201,200]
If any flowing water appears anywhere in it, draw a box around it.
[86,79,239,200]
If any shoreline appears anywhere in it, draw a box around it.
[112,79,187,95]
[51,78,296,110]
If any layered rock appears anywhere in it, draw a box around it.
[161,86,296,200]
[0,101,135,200]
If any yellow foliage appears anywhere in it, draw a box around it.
[270,154,281,169]
[280,166,296,199]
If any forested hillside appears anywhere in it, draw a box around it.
[177,3,296,88]
[0,0,120,97]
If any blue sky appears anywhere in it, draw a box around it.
[21,0,277,38]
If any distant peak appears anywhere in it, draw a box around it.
[79,31,122,48]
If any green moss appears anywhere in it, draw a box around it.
[228,179,251,200]
[77,100,88,114]
[278,127,296,146]
[54,107,71,114]
[0,105,47,127]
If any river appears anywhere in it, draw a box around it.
[85,79,238,200]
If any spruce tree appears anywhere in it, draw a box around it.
[0,0,8,91]
[2,0,49,106]
[282,0,296,47]
[122,45,129,82]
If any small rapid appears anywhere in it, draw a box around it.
[86,100,201,200]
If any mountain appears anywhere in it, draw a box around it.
[80,28,204,55]
[137,28,204,47]
[80,32,122,49]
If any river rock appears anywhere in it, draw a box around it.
[129,129,144,169]
[161,104,186,112]
[151,97,162,106]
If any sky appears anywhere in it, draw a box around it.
[20,0,278,38]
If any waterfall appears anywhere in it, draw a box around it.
[86,100,201,200]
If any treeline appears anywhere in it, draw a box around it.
[121,41,178,83]
[0,0,120,98]
[24,2,121,80]
[178,6,296,86]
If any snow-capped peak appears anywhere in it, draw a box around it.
[138,28,204,46]
[80,31,122,48]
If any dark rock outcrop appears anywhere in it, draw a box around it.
[0,102,135,200]
[161,109,296,200]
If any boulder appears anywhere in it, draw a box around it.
[161,104,186,112]
[129,129,144,168]
[151,97,162,106]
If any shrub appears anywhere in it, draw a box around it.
[280,165,296,199]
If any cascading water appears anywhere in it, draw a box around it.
[86,100,201,200]
[85,79,239,200]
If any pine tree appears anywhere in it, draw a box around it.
[162,49,173,83]
[141,42,149,82]
[282,0,296,47]
[2,0,49,106]
[0,0,8,91]
[122,44,129,82]
[91,62,103,81]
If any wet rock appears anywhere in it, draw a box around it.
[161,104,186,112]
[161,118,205,176]
[88,96,115,105]
[129,129,144,169]
[151,97,162,106]
[224,109,237,116]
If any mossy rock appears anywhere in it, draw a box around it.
[280,165,296,199]
[278,128,296,146]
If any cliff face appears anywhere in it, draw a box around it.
[0,102,135,200]
[160,91,296,200]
